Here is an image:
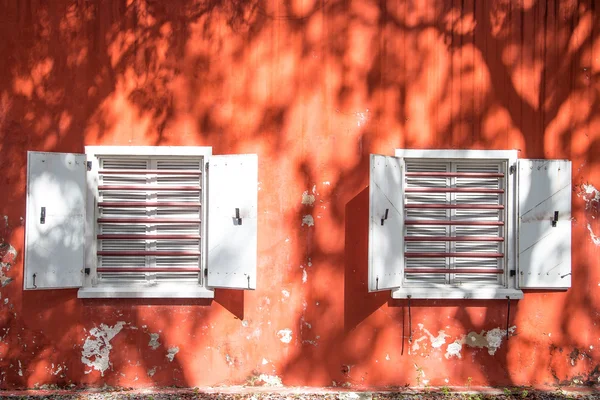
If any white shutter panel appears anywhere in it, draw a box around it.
[518,159,571,289]
[207,154,257,290]
[368,155,404,291]
[24,151,86,289]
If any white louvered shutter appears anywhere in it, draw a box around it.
[518,159,571,289]
[96,156,203,284]
[24,152,87,289]
[207,154,257,290]
[368,155,404,291]
[403,159,507,288]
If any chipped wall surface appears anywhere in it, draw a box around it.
[1,0,600,391]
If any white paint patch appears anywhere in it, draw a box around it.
[312,185,317,194]
[147,367,156,377]
[262,358,269,365]
[281,289,290,298]
[242,320,249,327]
[80,321,125,376]
[355,108,370,127]
[323,181,331,186]
[416,324,449,349]
[302,269,308,283]
[411,336,428,351]
[148,333,160,350]
[17,360,23,377]
[443,326,516,358]
[445,340,463,359]
[246,327,262,340]
[338,393,360,400]
[254,374,283,387]
[587,224,600,246]
[302,215,314,226]
[385,354,390,361]
[301,191,315,206]
[166,346,179,362]
[277,329,293,344]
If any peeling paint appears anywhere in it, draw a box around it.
[17,360,23,377]
[81,321,125,376]
[414,324,449,350]
[247,373,283,387]
[444,326,516,358]
[301,215,314,226]
[587,224,600,246]
[281,289,290,298]
[0,243,17,287]
[148,333,160,350]
[147,367,156,377]
[301,190,315,206]
[302,269,308,283]
[166,346,179,362]
[277,328,292,343]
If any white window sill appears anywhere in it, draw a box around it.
[391,287,524,300]
[78,284,215,299]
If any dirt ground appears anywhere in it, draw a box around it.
[0,387,599,400]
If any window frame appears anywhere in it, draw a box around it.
[79,146,215,299]
[390,149,523,300]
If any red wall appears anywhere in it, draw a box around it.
[1,0,600,390]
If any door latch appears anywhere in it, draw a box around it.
[40,207,46,224]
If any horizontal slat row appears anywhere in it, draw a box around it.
[404,268,504,274]
[405,172,504,178]
[98,202,201,207]
[98,251,201,256]
[405,252,503,258]
[98,185,200,191]
[99,169,201,175]
[98,218,201,224]
[405,204,504,209]
[404,236,503,242]
[97,267,201,273]
[97,234,201,240]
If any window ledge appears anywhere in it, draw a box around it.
[78,285,215,299]
[391,287,523,300]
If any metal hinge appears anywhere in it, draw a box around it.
[509,164,516,174]
[205,162,209,172]
[509,270,516,277]
[86,161,92,171]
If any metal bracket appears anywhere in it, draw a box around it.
[509,270,516,277]
[40,207,46,224]
[381,209,389,226]
[84,268,90,275]
[32,273,37,289]
[86,161,92,171]
[233,208,242,225]
[551,211,559,227]
[509,164,516,174]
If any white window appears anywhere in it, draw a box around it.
[369,150,572,300]
[24,147,258,299]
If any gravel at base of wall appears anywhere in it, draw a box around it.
[0,388,599,400]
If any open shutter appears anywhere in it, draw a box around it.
[368,155,404,291]
[24,151,86,289]
[518,159,571,289]
[207,154,257,290]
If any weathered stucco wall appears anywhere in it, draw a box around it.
[0,0,599,390]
